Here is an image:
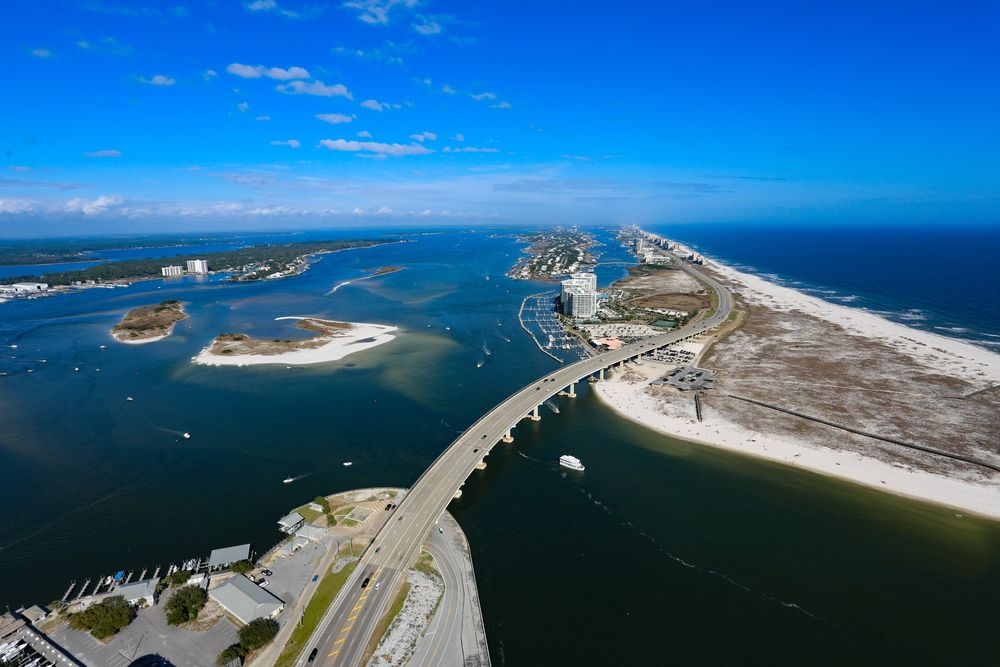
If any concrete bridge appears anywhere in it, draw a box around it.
[304,257,734,666]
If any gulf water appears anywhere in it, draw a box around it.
[0,227,998,664]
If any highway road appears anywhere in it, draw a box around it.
[301,255,733,666]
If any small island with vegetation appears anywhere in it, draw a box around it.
[195,316,399,366]
[111,300,189,344]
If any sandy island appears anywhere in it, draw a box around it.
[111,300,188,344]
[592,238,1000,519]
[193,316,398,366]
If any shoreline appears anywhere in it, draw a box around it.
[593,368,1000,520]
[193,316,398,367]
[592,237,1000,519]
[110,301,188,345]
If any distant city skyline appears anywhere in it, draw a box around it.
[2,0,998,235]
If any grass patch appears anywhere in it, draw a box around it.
[295,505,322,523]
[413,552,439,578]
[274,555,358,667]
[341,519,358,528]
[360,581,411,666]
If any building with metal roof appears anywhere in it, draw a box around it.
[209,575,284,625]
[277,512,304,534]
[114,578,160,606]
[207,544,252,569]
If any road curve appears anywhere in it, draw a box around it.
[303,256,733,666]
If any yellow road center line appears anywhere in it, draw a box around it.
[348,615,357,622]
[327,649,340,657]
[340,625,352,632]
[334,638,346,645]
[352,604,363,612]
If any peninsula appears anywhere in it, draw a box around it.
[2,239,396,288]
[593,229,1000,518]
[111,300,188,344]
[505,229,597,280]
[194,317,398,367]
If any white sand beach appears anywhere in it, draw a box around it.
[114,332,169,345]
[193,317,398,366]
[593,244,1000,519]
[595,362,1000,519]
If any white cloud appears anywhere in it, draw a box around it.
[409,131,437,142]
[255,115,272,121]
[491,101,512,109]
[270,139,301,148]
[357,130,373,138]
[443,146,500,153]
[226,63,311,80]
[316,113,354,124]
[66,195,124,216]
[342,0,417,25]
[452,133,464,142]
[203,69,218,79]
[441,84,457,95]
[318,138,432,157]
[0,198,37,214]
[361,98,401,111]
[470,92,496,101]
[31,48,52,58]
[236,102,250,112]
[278,80,353,98]
[84,149,123,158]
[413,19,441,35]
[245,0,301,17]
[140,74,176,86]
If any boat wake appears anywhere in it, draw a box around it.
[283,473,309,484]
[481,343,492,356]
[153,425,191,440]
[571,482,824,621]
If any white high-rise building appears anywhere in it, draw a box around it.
[565,287,597,319]
[186,259,209,274]
[570,272,597,291]
[161,265,183,277]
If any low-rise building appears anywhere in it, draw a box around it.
[114,578,160,606]
[208,544,252,570]
[277,512,304,534]
[209,575,284,625]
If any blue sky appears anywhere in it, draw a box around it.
[1,0,998,235]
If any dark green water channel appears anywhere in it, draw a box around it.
[0,229,997,664]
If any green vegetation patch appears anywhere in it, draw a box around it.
[295,504,323,523]
[165,585,208,625]
[413,552,440,578]
[274,557,359,667]
[218,617,280,665]
[68,595,134,640]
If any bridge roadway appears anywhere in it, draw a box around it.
[304,257,733,666]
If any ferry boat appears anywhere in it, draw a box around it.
[559,455,585,471]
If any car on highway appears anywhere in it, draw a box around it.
[312,575,319,582]
[375,547,381,554]
[375,582,381,590]
[308,648,318,662]
[473,448,479,453]
[361,576,371,588]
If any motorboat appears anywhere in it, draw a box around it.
[182,432,191,439]
[559,455,585,471]
[343,461,353,467]
[283,476,294,484]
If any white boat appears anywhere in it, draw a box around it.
[559,455,585,471]
[342,461,353,467]
[126,396,134,402]
[282,477,294,484]
[182,432,191,439]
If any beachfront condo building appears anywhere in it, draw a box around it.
[186,259,209,274]
[161,265,183,277]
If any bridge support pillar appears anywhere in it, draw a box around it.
[530,406,541,421]
[567,383,576,398]
[475,460,487,470]
[454,486,463,499]
[599,368,605,382]
[502,429,514,443]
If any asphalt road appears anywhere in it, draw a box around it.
[303,256,733,666]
